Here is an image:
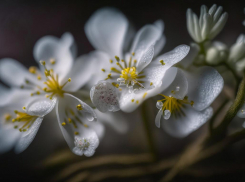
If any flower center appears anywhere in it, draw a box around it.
[40,61,71,99]
[157,94,194,119]
[10,109,38,132]
[120,67,137,83]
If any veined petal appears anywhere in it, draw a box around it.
[85,7,129,57]
[90,81,120,112]
[95,109,128,133]
[162,106,213,138]
[0,58,37,87]
[33,32,74,80]
[26,97,57,117]
[144,45,190,87]
[56,94,99,156]
[183,66,224,111]
[15,117,43,153]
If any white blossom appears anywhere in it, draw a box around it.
[187,4,228,43]
[86,7,189,113]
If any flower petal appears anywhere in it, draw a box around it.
[155,109,163,128]
[179,43,199,68]
[85,7,129,57]
[33,32,74,80]
[144,45,190,87]
[95,109,128,133]
[26,97,57,117]
[56,94,99,156]
[90,80,120,112]
[183,66,224,111]
[0,58,37,87]
[153,20,166,56]
[15,117,43,153]
[162,106,213,138]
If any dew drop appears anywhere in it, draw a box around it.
[164,110,171,120]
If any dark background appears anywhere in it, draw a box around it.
[0,0,245,181]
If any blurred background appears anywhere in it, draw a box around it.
[0,0,245,181]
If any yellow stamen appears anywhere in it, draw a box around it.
[50,58,56,64]
[110,59,113,63]
[131,99,134,102]
[101,68,105,72]
[29,66,37,74]
[62,122,66,126]
[143,92,147,98]
[160,60,165,65]
[112,82,119,88]
[4,114,12,121]
[74,131,79,135]
[76,104,83,110]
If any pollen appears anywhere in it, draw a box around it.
[29,66,37,74]
[22,107,26,110]
[143,92,147,98]
[131,99,135,102]
[110,59,113,63]
[160,60,165,65]
[120,67,137,81]
[50,58,56,64]
[37,75,42,80]
[4,113,12,121]
[62,122,66,126]
[150,82,153,86]
[136,100,139,104]
[76,104,83,110]
[74,131,79,135]
[112,82,119,88]
[101,68,105,72]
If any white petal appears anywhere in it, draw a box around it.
[56,95,99,156]
[85,7,129,57]
[162,106,213,138]
[15,117,43,153]
[154,36,166,57]
[144,45,190,86]
[33,32,74,80]
[95,109,128,133]
[26,97,57,117]
[187,9,197,42]
[209,12,228,40]
[178,43,199,68]
[90,81,120,112]
[63,53,97,92]
[155,109,163,128]
[183,66,224,111]
[0,127,21,154]
[0,58,37,87]
[130,25,161,60]
[137,45,154,72]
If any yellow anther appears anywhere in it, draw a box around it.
[132,52,135,56]
[171,90,175,94]
[191,101,194,106]
[37,75,42,80]
[23,129,27,132]
[112,82,119,88]
[116,62,124,70]
[134,60,137,63]
[160,60,165,65]
[150,82,153,86]
[4,114,11,121]
[68,78,71,82]
[131,99,135,102]
[76,104,83,110]
[62,122,66,126]
[29,66,37,74]
[40,60,46,65]
[111,67,121,73]
[101,68,105,72]
[74,131,79,135]
[105,73,112,80]
[14,125,18,129]
[36,91,40,95]
[14,110,18,114]
[45,95,49,98]
[19,129,22,132]
[25,79,29,84]
[121,59,125,62]
[110,59,113,63]
[44,70,50,77]
[120,67,137,81]
[30,93,34,96]
[68,118,72,123]
[143,92,147,98]
[84,124,88,128]
[20,85,24,89]
[22,107,26,110]
[115,56,120,61]
[136,100,139,104]
[43,87,47,91]
[12,119,16,122]
[50,58,56,64]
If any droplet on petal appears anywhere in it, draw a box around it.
[156,101,163,109]
[164,110,171,120]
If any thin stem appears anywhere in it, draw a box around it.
[141,101,158,160]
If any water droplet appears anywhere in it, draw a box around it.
[164,110,171,120]
[156,101,163,109]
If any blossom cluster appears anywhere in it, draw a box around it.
[2,4,243,157]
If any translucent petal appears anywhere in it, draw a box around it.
[137,45,154,72]
[155,109,163,128]
[26,97,57,117]
[85,7,128,57]
[15,117,43,153]
[183,66,224,111]
[90,81,120,112]
[33,32,74,80]
[0,58,38,87]
[162,106,213,138]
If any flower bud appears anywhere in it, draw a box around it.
[229,34,245,63]
[206,41,228,65]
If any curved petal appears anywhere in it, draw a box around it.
[15,117,43,153]
[162,106,213,138]
[56,94,99,156]
[0,58,38,87]
[183,66,224,111]
[155,109,163,128]
[179,43,199,68]
[85,7,129,57]
[26,97,57,117]
[153,20,166,56]
[95,109,129,133]
[63,53,98,92]
[90,80,120,112]
[144,45,190,87]
[33,32,74,80]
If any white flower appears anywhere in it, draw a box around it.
[206,41,228,65]
[0,33,100,156]
[187,4,228,43]
[155,66,224,137]
[0,86,55,153]
[86,7,189,113]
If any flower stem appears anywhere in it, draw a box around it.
[141,101,157,160]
